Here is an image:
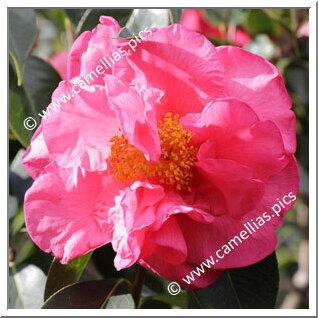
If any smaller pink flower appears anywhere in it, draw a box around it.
[296,20,309,38]
[46,51,68,80]
[181,9,251,47]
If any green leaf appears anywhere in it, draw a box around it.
[64,9,87,27]
[126,9,169,34]
[228,9,248,25]
[169,9,184,24]
[244,34,276,59]
[8,195,18,220]
[9,126,17,140]
[12,231,37,265]
[9,264,46,308]
[65,9,133,35]
[9,56,61,147]
[9,9,37,86]
[22,56,61,111]
[44,252,93,301]
[188,252,279,309]
[104,294,135,309]
[263,9,297,32]
[10,205,25,236]
[142,290,188,309]
[204,9,226,24]
[246,9,278,35]
[118,27,133,39]
[36,9,68,31]
[141,298,172,309]
[42,279,133,309]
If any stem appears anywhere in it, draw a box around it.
[133,265,146,308]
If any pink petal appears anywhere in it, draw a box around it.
[22,125,51,179]
[139,257,223,290]
[296,21,309,38]
[110,182,165,270]
[182,98,289,180]
[180,98,259,146]
[177,155,299,271]
[24,163,122,264]
[216,46,296,154]
[67,16,121,84]
[46,51,68,80]
[146,216,188,264]
[195,158,265,218]
[111,182,215,270]
[104,74,161,162]
[42,80,118,171]
[119,24,224,118]
[181,9,223,39]
[233,27,251,46]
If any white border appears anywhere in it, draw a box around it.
[3,0,316,316]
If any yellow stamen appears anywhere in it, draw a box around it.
[108,113,198,191]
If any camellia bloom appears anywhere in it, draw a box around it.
[181,9,251,47]
[23,16,299,289]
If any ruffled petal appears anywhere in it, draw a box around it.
[104,74,161,161]
[42,81,118,171]
[110,182,165,270]
[22,125,51,179]
[216,46,296,154]
[110,182,215,270]
[24,163,122,264]
[116,24,224,118]
[177,155,299,271]
[195,158,265,218]
[182,99,289,180]
[67,16,122,84]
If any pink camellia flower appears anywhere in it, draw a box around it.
[296,20,309,38]
[23,16,298,289]
[181,9,251,47]
[46,51,68,80]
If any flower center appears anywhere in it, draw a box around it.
[108,113,198,191]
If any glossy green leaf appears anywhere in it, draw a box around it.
[244,34,276,59]
[22,56,62,112]
[10,205,25,236]
[188,252,279,309]
[42,279,132,309]
[104,294,135,309]
[126,9,169,34]
[36,9,68,31]
[204,9,226,24]
[9,56,61,147]
[263,9,297,32]
[140,298,172,309]
[64,9,87,27]
[44,252,93,301]
[9,264,46,308]
[246,9,278,35]
[169,9,184,24]
[9,9,37,86]
[141,290,188,309]
[65,9,133,35]
[12,231,37,265]
[126,9,169,36]
[9,126,17,140]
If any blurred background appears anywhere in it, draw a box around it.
[9,8,309,309]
